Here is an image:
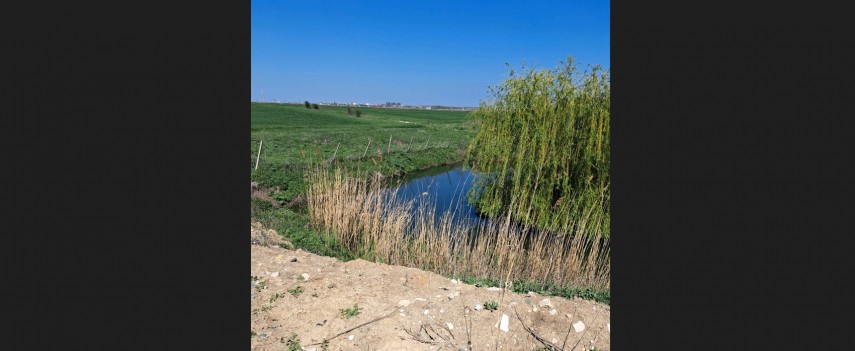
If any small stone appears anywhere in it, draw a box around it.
[552,337,558,344]
[301,273,310,280]
[538,298,552,308]
[447,291,459,300]
[573,321,586,333]
[414,298,427,301]
[270,272,279,278]
[290,257,297,262]
[474,304,483,311]
[258,333,268,340]
[348,335,354,341]
[499,314,510,332]
[487,287,502,292]
[423,309,430,315]
[549,309,558,315]
[398,300,411,307]
[446,322,454,330]
[526,291,536,297]
[440,309,444,313]
[399,313,405,317]
[532,306,539,312]
[607,322,610,333]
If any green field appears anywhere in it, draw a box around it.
[251,103,476,201]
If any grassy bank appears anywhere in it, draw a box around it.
[251,103,476,202]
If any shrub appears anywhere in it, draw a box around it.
[312,103,319,109]
[355,110,362,117]
[304,101,311,109]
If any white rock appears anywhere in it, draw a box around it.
[532,306,539,312]
[439,309,444,313]
[474,303,483,311]
[446,322,454,330]
[423,309,430,315]
[414,298,427,301]
[549,309,558,315]
[301,273,310,280]
[398,300,411,307]
[552,337,558,344]
[400,313,405,317]
[499,314,510,332]
[270,272,279,278]
[447,291,459,300]
[607,322,610,333]
[348,335,354,341]
[573,321,586,333]
[487,287,502,292]
[538,298,552,308]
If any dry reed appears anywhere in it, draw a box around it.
[305,165,610,291]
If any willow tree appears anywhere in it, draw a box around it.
[466,57,610,238]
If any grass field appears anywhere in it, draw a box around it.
[251,103,476,201]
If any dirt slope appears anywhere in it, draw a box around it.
[251,226,610,351]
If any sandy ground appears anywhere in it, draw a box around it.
[251,223,610,351]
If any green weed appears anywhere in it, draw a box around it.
[340,304,362,319]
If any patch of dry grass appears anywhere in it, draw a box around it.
[305,165,609,291]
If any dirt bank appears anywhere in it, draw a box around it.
[251,226,610,351]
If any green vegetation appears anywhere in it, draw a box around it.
[251,103,475,203]
[269,292,283,303]
[287,285,304,297]
[483,300,499,311]
[282,333,302,351]
[466,57,610,238]
[460,276,610,305]
[339,303,362,319]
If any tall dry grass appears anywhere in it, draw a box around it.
[305,165,610,291]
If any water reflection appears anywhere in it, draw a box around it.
[387,164,485,226]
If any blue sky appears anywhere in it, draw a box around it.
[251,0,609,107]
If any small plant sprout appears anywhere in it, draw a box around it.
[340,304,362,319]
[288,285,304,297]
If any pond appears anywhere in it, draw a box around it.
[386,163,486,226]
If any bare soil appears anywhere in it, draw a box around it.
[251,224,610,351]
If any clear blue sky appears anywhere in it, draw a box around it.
[251,0,609,107]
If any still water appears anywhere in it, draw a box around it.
[386,163,485,226]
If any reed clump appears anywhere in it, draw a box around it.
[305,165,610,291]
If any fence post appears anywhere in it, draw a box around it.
[254,139,263,170]
[362,138,372,158]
